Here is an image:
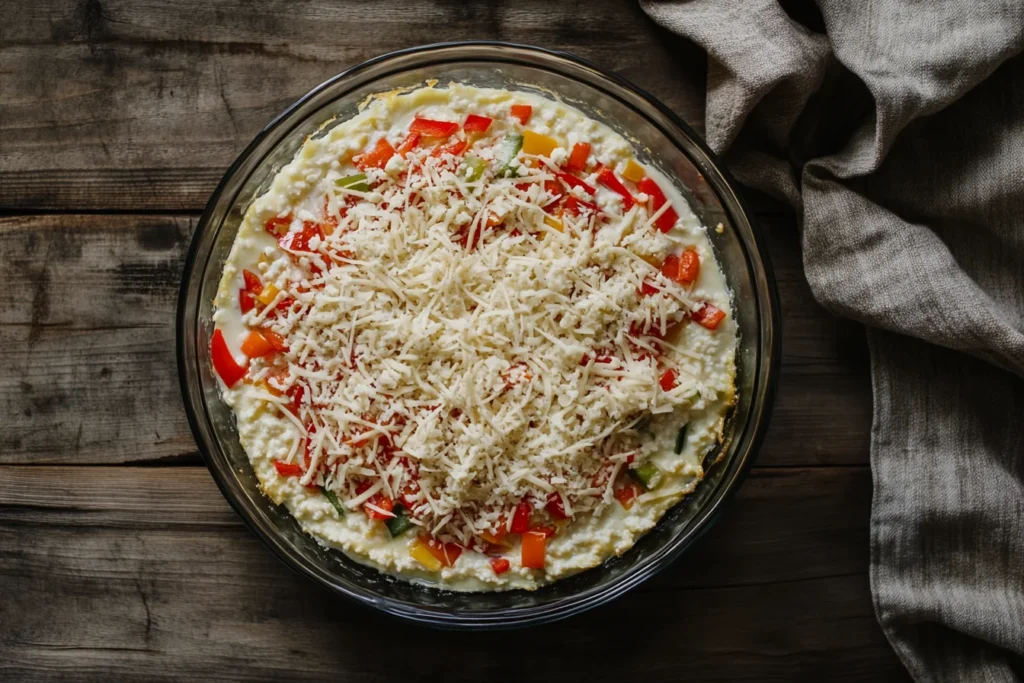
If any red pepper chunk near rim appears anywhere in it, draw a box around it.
[409,117,460,138]
[678,248,700,284]
[355,137,396,170]
[421,536,463,567]
[554,171,596,196]
[596,168,635,210]
[463,114,492,133]
[210,329,247,387]
[545,492,569,520]
[637,177,679,233]
[279,221,323,253]
[239,289,256,313]
[273,460,303,477]
[510,104,532,124]
[692,303,727,330]
[510,500,532,534]
[490,558,511,575]
[565,142,591,172]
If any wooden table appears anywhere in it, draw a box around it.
[0,2,910,680]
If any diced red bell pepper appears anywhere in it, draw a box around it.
[597,168,635,210]
[463,114,493,133]
[679,247,700,284]
[659,368,678,391]
[279,221,324,253]
[639,280,659,297]
[240,330,275,358]
[210,329,247,387]
[521,530,546,569]
[396,131,422,156]
[355,137,396,169]
[286,383,305,415]
[530,524,557,538]
[661,254,680,282]
[421,535,463,567]
[364,494,395,520]
[510,104,532,125]
[273,460,304,477]
[409,117,460,138]
[614,482,642,510]
[545,492,569,520]
[430,139,468,158]
[555,171,597,195]
[561,195,600,216]
[565,142,591,172]
[490,557,511,575]
[264,216,291,237]
[510,500,532,534]
[239,289,256,314]
[692,303,727,330]
[242,269,263,295]
[637,177,678,233]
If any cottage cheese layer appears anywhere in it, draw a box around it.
[210,84,737,591]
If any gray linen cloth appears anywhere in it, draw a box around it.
[640,1,1024,680]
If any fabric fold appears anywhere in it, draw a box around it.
[641,0,1024,679]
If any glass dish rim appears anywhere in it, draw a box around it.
[177,40,782,629]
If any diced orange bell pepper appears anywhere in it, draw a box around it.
[565,142,591,172]
[692,303,726,330]
[240,330,275,358]
[510,104,533,124]
[521,530,546,569]
[679,247,700,284]
[355,137,396,170]
[420,536,463,567]
[614,482,642,510]
[622,160,645,183]
[262,329,288,352]
[522,130,558,157]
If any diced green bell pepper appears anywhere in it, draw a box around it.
[674,424,688,455]
[386,505,415,538]
[629,462,663,491]
[335,173,370,192]
[495,133,523,177]
[460,155,487,182]
[320,486,346,518]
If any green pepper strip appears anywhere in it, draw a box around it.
[320,486,346,517]
[629,462,663,491]
[674,424,688,455]
[335,173,370,192]
[461,155,487,182]
[386,505,415,538]
[495,133,523,177]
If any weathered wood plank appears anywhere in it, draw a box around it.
[0,0,706,212]
[0,213,870,465]
[0,465,907,682]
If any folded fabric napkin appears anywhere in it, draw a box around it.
[640,1,1024,680]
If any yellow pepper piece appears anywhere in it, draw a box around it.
[543,216,563,232]
[256,284,280,307]
[522,130,558,157]
[622,159,645,183]
[410,540,443,571]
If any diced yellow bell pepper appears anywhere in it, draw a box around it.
[522,130,558,157]
[543,216,563,232]
[410,540,443,571]
[622,159,646,183]
[256,284,280,307]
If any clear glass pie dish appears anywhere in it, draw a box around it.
[177,41,780,629]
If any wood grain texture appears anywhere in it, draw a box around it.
[0,465,908,682]
[0,0,705,212]
[0,213,871,466]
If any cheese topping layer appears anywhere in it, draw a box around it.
[212,84,737,591]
